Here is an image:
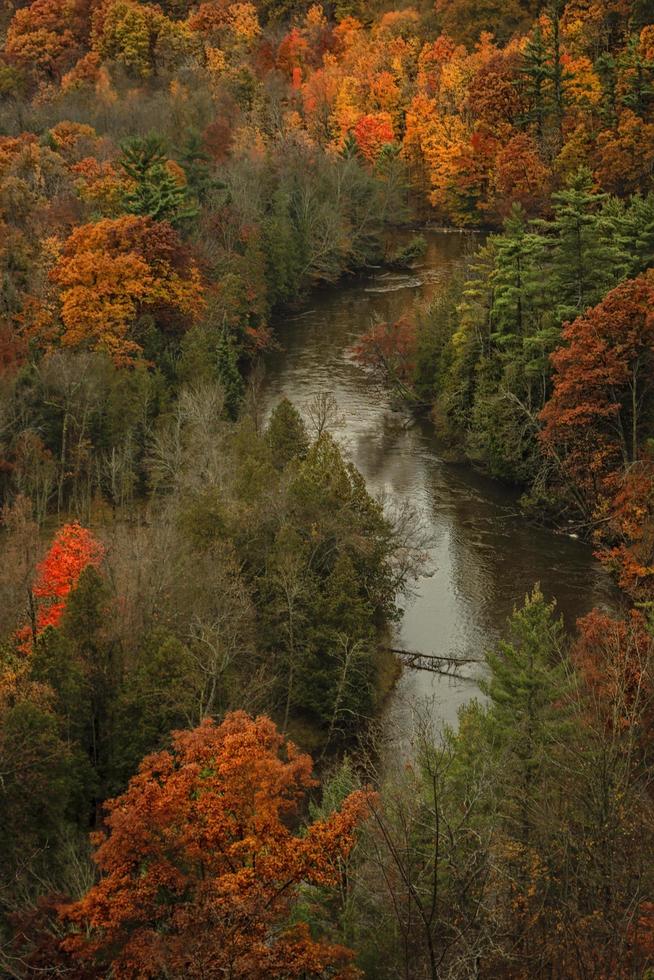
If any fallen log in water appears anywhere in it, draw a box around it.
[386,648,482,681]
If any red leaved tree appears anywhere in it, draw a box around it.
[58,712,371,979]
[352,315,417,395]
[599,465,654,601]
[354,113,395,163]
[540,273,654,523]
[17,522,104,651]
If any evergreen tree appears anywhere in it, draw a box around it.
[480,588,570,842]
[600,191,654,277]
[109,631,197,793]
[264,188,306,306]
[520,23,550,141]
[266,398,309,470]
[490,204,547,339]
[120,135,198,227]
[339,132,363,161]
[299,552,375,737]
[632,0,654,28]
[626,191,654,273]
[216,330,244,420]
[178,130,214,204]
[619,34,654,116]
[520,3,570,152]
[541,168,626,321]
[0,691,79,899]
[596,51,618,126]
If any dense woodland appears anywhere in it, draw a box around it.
[1,0,654,976]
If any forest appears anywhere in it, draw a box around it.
[1,0,654,976]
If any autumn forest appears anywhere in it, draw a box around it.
[1,0,654,976]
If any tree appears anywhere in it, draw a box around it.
[492,132,550,216]
[120,135,198,227]
[179,129,215,203]
[520,21,550,140]
[489,204,547,338]
[353,114,395,164]
[599,465,654,600]
[4,0,90,81]
[16,522,104,651]
[434,0,529,47]
[595,109,654,195]
[520,6,570,152]
[267,398,309,469]
[541,167,626,323]
[480,588,569,844]
[540,272,654,520]
[51,216,204,362]
[58,713,370,979]
[216,329,244,419]
[352,316,417,398]
[92,0,193,78]
[0,670,79,911]
[573,608,654,744]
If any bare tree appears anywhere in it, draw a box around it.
[305,391,344,440]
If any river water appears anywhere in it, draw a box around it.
[263,232,619,737]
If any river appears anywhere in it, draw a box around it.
[262,231,619,739]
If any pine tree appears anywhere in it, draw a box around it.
[540,168,627,322]
[520,23,549,141]
[215,330,244,421]
[178,130,214,203]
[120,135,198,227]
[519,3,570,152]
[490,204,547,339]
[596,52,618,126]
[264,188,306,306]
[266,398,309,470]
[601,191,654,278]
[619,35,654,117]
[480,587,570,843]
[627,191,654,273]
[339,132,363,161]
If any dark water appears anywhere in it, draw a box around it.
[263,233,619,732]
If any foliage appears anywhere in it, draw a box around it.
[120,135,198,226]
[50,216,204,362]
[58,712,370,979]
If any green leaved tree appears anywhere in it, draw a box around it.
[120,135,198,227]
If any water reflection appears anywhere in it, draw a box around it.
[263,233,620,729]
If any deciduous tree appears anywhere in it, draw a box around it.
[59,712,370,979]
[51,216,204,362]
[540,272,654,519]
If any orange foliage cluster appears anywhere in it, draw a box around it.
[540,273,654,596]
[58,712,371,979]
[574,608,654,735]
[51,216,204,362]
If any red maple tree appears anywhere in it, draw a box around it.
[17,522,104,651]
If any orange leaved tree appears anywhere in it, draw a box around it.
[50,215,204,363]
[59,712,371,979]
[18,522,104,651]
